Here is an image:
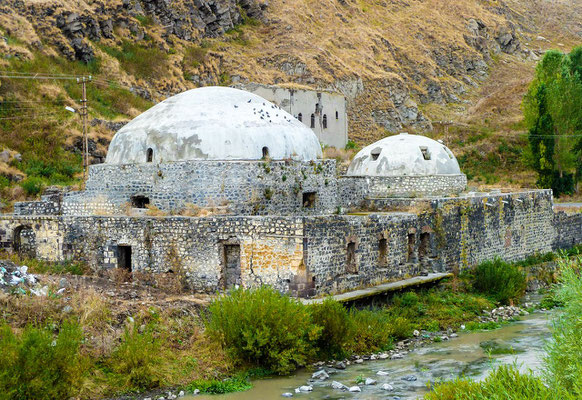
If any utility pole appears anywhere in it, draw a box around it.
[77,76,92,181]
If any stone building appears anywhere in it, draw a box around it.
[237,83,348,149]
[1,87,581,297]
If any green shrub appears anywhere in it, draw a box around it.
[205,287,320,374]
[425,364,564,400]
[0,175,10,190]
[347,309,393,353]
[187,374,251,394]
[20,177,44,196]
[0,321,84,400]
[309,298,354,358]
[345,140,358,150]
[472,258,526,304]
[544,256,582,396]
[108,321,166,391]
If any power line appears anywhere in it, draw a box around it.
[0,112,65,120]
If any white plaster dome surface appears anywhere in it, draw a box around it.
[347,133,462,176]
[105,86,322,164]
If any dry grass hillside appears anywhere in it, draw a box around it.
[0,0,581,206]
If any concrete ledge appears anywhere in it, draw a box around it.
[302,273,453,304]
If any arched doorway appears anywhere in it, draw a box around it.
[13,225,36,258]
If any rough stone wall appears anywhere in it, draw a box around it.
[553,211,582,250]
[61,160,338,216]
[303,213,425,295]
[376,190,557,269]
[14,187,65,216]
[2,189,581,297]
[338,175,467,207]
[0,215,305,293]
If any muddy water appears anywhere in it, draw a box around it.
[191,312,551,400]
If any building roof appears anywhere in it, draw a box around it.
[347,133,462,176]
[105,86,322,164]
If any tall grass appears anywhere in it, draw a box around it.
[425,255,582,399]
[544,256,582,396]
[472,258,526,304]
[0,321,85,400]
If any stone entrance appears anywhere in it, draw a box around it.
[223,244,241,289]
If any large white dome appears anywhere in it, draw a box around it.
[105,86,323,164]
[347,133,462,176]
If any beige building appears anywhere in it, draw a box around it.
[237,83,349,148]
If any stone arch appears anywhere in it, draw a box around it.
[13,225,36,258]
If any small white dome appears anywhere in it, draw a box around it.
[105,86,322,164]
[347,133,462,176]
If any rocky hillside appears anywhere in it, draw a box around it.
[0,0,581,204]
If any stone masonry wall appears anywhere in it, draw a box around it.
[338,175,467,208]
[2,189,580,297]
[61,160,338,216]
[553,211,582,250]
[0,215,306,293]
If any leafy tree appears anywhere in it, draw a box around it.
[523,48,582,195]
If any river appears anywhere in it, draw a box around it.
[190,311,552,399]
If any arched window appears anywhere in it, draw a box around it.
[146,148,153,162]
[262,146,269,159]
[336,111,339,120]
[310,113,315,128]
[322,114,328,129]
[297,113,303,122]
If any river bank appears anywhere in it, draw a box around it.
[193,311,552,400]
[0,252,565,400]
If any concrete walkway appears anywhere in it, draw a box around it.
[302,272,453,305]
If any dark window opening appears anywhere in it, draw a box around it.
[335,111,339,120]
[322,114,328,129]
[371,149,381,161]
[131,195,150,209]
[407,233,416,262]
[379,238,388,267]
[419,232,430,260]
[117,245,132,271]
[420,146,431,160]
[146,148,153,162]
[310,113,316,128]
[346,242,357,274]
[302,192,317,208]
[297,113,303,122]
[13,225,36,258]
[223,244,241,289]
[262,146,269,159]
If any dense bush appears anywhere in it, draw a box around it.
[0,321,84,400]
[472,258,527,304]
[19,176,44,196]
[205,287,320,374]
[109,321,167,391]
[347,309,394,354]
[309,297,354,358]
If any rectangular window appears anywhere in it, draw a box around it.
[379,238,388,267]
[130,195,150,209]
[302,192,317,208]
[346,242,357,274]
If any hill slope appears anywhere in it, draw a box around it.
[0,0,581,206]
